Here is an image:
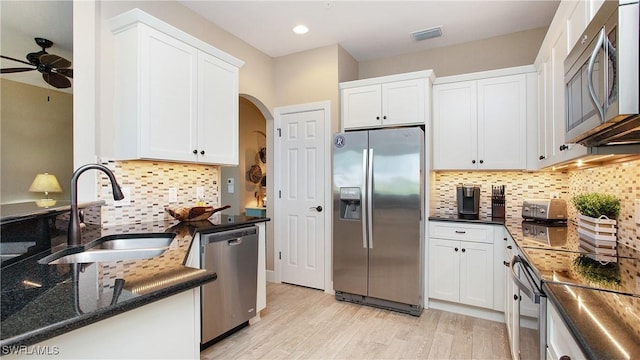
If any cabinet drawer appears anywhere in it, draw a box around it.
[429,221,494,244]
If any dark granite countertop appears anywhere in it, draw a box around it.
[0,201,105,226]
[0,213,270,348]
[429,214,640,359]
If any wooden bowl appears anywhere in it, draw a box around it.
[165,205,231,222]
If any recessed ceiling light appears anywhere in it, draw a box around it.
[293,25,309,35]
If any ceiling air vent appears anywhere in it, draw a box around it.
[410,26,442,41]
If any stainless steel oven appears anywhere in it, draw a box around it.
[564,0,639,147]
[510,252,546,360]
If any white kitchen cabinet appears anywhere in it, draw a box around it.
[340,70,434,130]
[109,9,243,166]
[433,70,531,170]
[428,222,495,310]
[547,300,586,360]
[3,289,201,360]
[503,233,519,360]
[534,1,589,169]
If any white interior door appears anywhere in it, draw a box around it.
[275,103,328,290]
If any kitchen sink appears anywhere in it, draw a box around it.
[38,233,175,265]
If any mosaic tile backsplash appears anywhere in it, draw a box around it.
[97,160,221,227]
[432,159,639,250]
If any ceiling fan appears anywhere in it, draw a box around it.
[1,37,73,89]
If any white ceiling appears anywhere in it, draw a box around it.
[0,0,560,91]
[179,0,560,61]
[0,0,73,92]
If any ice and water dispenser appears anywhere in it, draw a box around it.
[339,187,361,220]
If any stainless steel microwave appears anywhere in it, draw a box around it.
[564,0,639,147]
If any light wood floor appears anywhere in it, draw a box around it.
[201,283,512,360]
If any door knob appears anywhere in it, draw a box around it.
[310,206,323,212]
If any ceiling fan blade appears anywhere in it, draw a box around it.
[42,73,71,89]
[1,55,33,66]
[1,67,36,74]
[39,54,71,68]
[53,68,73,78]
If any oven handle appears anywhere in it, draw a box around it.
[510,255,543,304]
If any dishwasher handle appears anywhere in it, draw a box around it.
[201,226,258,245]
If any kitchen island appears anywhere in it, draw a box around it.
[1,204,269,359]
[429,215,640,360]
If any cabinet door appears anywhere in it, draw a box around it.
[458,241,494,309]
[198,51,239,165]
[547,301,586,360]
[428,238,460,303]
[433,81,478,170]
[342,85,382,129]
[537,61,549,164]
[381,79,425,126]
[140,26,198,162]
[477,74,527,170]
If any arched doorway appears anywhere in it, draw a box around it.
[220,94,276,278]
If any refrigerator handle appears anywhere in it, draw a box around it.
[362,149,368,249]
[367,148,374,249]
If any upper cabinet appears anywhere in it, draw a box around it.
[340,70,434,130]
[109,9,244,166]
[433,67,536,170]
[534,0,609,168]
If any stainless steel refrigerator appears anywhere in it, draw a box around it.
[332,126,424,316]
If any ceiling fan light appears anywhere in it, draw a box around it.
[410,26,443,41]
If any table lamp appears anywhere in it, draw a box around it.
[29,173,62,207]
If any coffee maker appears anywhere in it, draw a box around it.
[457,185,480,220]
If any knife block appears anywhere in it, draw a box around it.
[491,185,505,219]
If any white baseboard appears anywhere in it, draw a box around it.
[266,269,277,283]
[428,299,505,324]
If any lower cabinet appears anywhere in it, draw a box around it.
[4,289,200,360]
[428,222,497,311]
[547,301,586,360]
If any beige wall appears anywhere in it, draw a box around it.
[1,79,73,203]
[359,27,547,79]
[274,44,342,133]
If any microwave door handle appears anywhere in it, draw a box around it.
[605,37,617,107]
[509,256,542,304]
[587,29,606,122]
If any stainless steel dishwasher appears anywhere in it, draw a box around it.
[200,226,258,346]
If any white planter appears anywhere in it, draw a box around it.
[577,214,617,259]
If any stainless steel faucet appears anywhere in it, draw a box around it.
[68,164,124,247]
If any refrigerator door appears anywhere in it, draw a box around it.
[368,127,424,305]
[332,131,369,296]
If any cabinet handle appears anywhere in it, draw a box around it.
[503,261,509,267]
[383,116,387,120]
[507,245,512,249]
[455,230,466,234]
[454,247,459,252]
[472,160,476,164]
[559,356,571,360]
[539,155,546,160]
[193,150,198,155]
[461,248,466,253]
[559,144,569,151]
[503,237,507,241]
[479,160,484,164]
[514,294,519,301]
[200,150,205,155]
[376,116,380,120]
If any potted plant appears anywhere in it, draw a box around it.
[572,192,620,249]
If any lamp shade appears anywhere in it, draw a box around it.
[29,173,63,194]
